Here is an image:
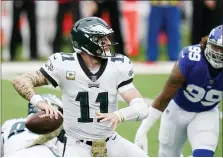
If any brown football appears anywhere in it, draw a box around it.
[25,111,63,134]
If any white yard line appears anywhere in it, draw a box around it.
[2,61,222,119]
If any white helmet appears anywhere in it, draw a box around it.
[204,25,223,69]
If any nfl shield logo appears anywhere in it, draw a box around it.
[91,75,97,82]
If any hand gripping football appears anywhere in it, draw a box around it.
[25,111,63,134]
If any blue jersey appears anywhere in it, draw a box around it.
[173,45,223,112]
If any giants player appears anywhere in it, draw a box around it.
[135,25,223,157]
[12,17,149,157]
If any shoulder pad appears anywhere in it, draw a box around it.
[111,55,132,72]
[178,44,202,78]
[179,44,202,62]
[111,55,134,84]
[58,52,75,62]
[47,53,63,69]
[2,119,24,131]
[47,53,75,68]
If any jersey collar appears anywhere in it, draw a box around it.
[77,54,108,82]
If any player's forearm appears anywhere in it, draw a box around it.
[152,94,171,112]
[137,70,183,134]
[152,63,184,112]
[115,98,149,122]
[12,70,48,101]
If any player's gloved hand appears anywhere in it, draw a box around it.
[96,112,121,130]
[134,132,148,155]
[37,101,63,119]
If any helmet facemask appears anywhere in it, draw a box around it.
[89,34,117,58]
[205,42,223,69]
[204,25,223,69]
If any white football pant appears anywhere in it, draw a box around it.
[158,100,220,157]
[62,132,148,157]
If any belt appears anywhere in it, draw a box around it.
[80,136,116,146]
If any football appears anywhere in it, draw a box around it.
[25,111,63,134]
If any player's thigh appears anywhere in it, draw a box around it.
[64,136,91,157]
[6,145,55,157]
[159,101,188,157]
[187,107,220,152]
[107,133,148,157]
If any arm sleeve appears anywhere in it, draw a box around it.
[40,53,63,87]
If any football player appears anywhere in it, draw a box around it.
[135,25,223,157]
[2,94,63,157]
[12,17,149,157]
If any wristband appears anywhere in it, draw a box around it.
[30,95,44,106]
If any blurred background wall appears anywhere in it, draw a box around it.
[1,0,222,62]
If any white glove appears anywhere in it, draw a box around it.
[134,132,148,155]
[134,106,162,156]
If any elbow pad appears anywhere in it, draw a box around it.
[118,98,149,121]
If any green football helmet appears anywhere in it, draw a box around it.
[70,17,118,58]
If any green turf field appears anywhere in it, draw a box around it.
[2,74,222,156]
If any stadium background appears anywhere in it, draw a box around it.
[1,1,222,156]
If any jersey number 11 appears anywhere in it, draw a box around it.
[76,92,108,122]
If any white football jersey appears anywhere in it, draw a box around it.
[40,53,134,140]
[2,118,40,156]
[2,118,62,156]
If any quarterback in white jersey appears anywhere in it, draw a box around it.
[40,52,136,140]
[12,17,149,157]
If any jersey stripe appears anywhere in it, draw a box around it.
[117,78,133,89]
[39,68,58,87]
